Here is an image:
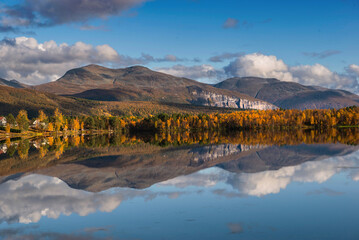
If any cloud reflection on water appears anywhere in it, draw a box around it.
[0,149,358,225]
[161,150,359,197]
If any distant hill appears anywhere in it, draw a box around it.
[33,65,276,110]
[0,78,26,88]
[213,77,359,109]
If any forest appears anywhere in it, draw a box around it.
[0,106,358,137]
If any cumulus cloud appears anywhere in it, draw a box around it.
[347,64,359,76]
[224,53,359,93]
[290,64,357,90]
[0,37,188,84]
[224,53,294,82]
[156,64,224,82]
[0,0,149,32]
[0,37,121,84]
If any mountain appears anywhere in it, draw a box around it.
[0,78,26,88]
[33,65,276,110]
[0,85,258,118]
[213,77,359,109]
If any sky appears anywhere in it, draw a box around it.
[0,0,358,93]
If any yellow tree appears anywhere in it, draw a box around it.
[5,124,11,134]
[54,108,64,131]
[47,122,54,132]
[37,110,47,129]
[16,110,29,131]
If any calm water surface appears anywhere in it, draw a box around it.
[0,130,358,239]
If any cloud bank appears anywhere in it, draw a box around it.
[0,36,358,93]
[0,37,187,84]
[0,0,149,32]
[224,53,359,92]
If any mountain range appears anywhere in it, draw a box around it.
[0,64,358,116]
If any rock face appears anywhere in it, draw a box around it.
[189,87,277,110]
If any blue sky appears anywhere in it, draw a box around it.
[0,0,358,92]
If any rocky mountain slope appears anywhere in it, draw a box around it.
[33,65,276,110]
[214,77,359,109]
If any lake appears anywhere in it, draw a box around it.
[0,129,358,239]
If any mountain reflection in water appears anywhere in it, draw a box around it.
[0,129,358,239]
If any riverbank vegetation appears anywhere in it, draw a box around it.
[0,106,358,138]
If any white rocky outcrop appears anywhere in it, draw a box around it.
[190,90,277,110]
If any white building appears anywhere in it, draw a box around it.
[0,117,7,127]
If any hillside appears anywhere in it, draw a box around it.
[33,65,276,110]
[0,78,26,88]
[0,85,253,118]
[214,77,359,109]
[0,85,102,117]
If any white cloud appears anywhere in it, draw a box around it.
[224,53,294,82]
[224,53,359,93]
[290,64,357,90]
[348,64,359,76]
[0,37,122,84]
[0,37,189,85]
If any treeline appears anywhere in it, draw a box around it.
[1,106,358,134]
[132,106,359,132]
[1,127,358,162]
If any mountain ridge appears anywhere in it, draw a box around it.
[214,76,359,109]
[32,64,276,110]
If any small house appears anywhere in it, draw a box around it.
[0,117,7,127]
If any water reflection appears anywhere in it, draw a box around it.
[162,149,359,197]
[0,174,184,224]
[0,129,358,239]
[0,149,357,226]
